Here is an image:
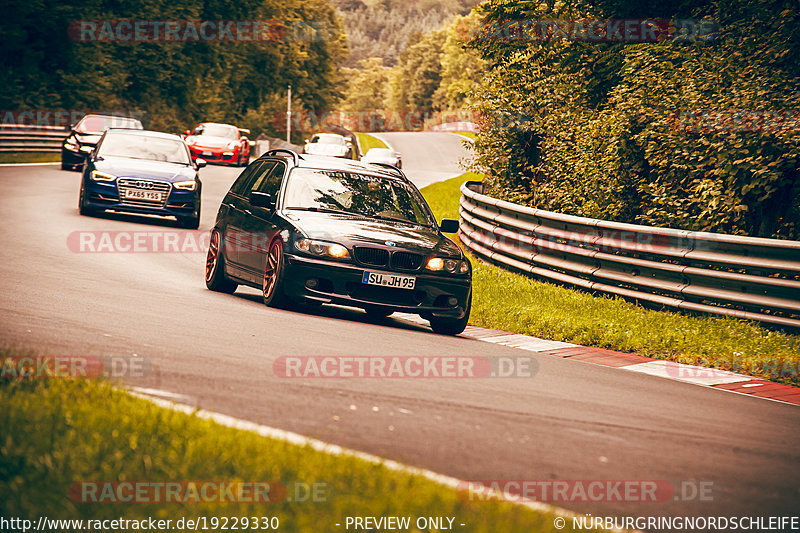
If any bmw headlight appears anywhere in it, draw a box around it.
[64,140,78,151]
[426,257,469,274]
[173,180,197,191]
[295,238,350,260]
[90,170,116,182]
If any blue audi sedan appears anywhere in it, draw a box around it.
[78,129,204,228]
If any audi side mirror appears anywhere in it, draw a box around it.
[195,158,207,169]
[440,218,459,233]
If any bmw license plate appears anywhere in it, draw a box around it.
[202,150,213,156]
[362,271,416,290]
[123,189,163,202]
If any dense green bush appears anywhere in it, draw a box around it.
[469,0,800,239]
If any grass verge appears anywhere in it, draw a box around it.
[420,175,800,387]
[355,132,388,154]
[0,152,60,164]
[450,131,477,141]
[0,354,577,532]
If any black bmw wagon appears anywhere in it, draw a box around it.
[205,150,472,334]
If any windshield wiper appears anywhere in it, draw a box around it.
[370,214,429,226]
[288,206,357,216]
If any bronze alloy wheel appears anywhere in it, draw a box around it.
[205,230,237,293]
[205,230,221,283]
[262,239,288,307]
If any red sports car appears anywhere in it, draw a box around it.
[183,122,250,166]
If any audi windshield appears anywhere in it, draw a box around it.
[283,169,435,226]
[97,133,192,165]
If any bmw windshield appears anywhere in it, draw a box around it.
[98,134,192,165]
[283,169,435,227]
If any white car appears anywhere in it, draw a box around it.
[304,133,353,159]
[361,148,402,169]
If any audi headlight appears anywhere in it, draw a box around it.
[295,238,350,260]
[173,180,197,191]
[426,257,469,274]
[90,171,116,182]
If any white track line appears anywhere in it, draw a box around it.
[128,388,635,532]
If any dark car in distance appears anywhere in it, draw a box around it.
[79,129,204,229]
[205,150,471,334]
[62,114,143,170]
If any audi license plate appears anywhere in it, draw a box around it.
[362,271,416,290]
[123,189,163,202]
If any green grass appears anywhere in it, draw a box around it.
[450,131,477,140]
[0,152,60,164]
[420,175,800,387]
[0,355,579,532]
[355,132,388,154]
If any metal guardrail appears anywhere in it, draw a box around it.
[0,124,67,152]
[459,181,800,329]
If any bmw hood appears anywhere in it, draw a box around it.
[94,157,196,183]
[284,211,461,257]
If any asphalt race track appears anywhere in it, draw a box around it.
[1,136,799,522]
[371,131,472,188]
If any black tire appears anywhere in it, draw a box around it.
[262,239,290,308]
[429,291,471,335]
[205,230,237,293]
[365,307,393,319]
[78,184,95,216]
[179,202,201,229]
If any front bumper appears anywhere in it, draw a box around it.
[283,254,471,319]
[189,146,238,164]
[83,179,199,218]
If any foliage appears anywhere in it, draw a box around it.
[331,0,479,67]
[0,0,348,137]
[468,0,800,238]
[338,13,487,114]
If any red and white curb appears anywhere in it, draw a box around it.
[394,314,800,406]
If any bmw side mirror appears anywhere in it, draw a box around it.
[195,158,207,169]
[250,191,275,210]
[440,218,459,233]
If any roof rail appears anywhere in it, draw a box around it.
[265,149,300,166]
[366,162,407,180]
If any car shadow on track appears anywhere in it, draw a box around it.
[231,291,434,335]
[78,209,194,229]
